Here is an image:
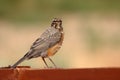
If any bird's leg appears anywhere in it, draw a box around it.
[42,57,49,68]
[48,57,57,68]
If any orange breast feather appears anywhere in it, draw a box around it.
[47,33,64,56]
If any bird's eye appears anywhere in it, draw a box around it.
[53,21,57,22]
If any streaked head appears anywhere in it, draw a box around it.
[51,18,63,30]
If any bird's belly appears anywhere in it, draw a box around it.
[47,43,61,56]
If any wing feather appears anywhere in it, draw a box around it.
[30,27,61,50]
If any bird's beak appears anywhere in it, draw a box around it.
[57,25,60,29]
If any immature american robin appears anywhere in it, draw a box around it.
[11,18,64,68]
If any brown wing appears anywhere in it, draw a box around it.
[25,27,61,58]
[30,27,61,49]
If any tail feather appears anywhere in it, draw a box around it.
[11,56,26,68]
[11,50,33,68]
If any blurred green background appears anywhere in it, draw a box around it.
[0,0,120,68]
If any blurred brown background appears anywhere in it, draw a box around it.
[0,0,120,68]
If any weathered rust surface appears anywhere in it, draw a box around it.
[0,66,120,80]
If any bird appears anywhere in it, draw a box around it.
[11,18,64,68]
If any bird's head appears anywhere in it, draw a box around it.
[51,18,63,31]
